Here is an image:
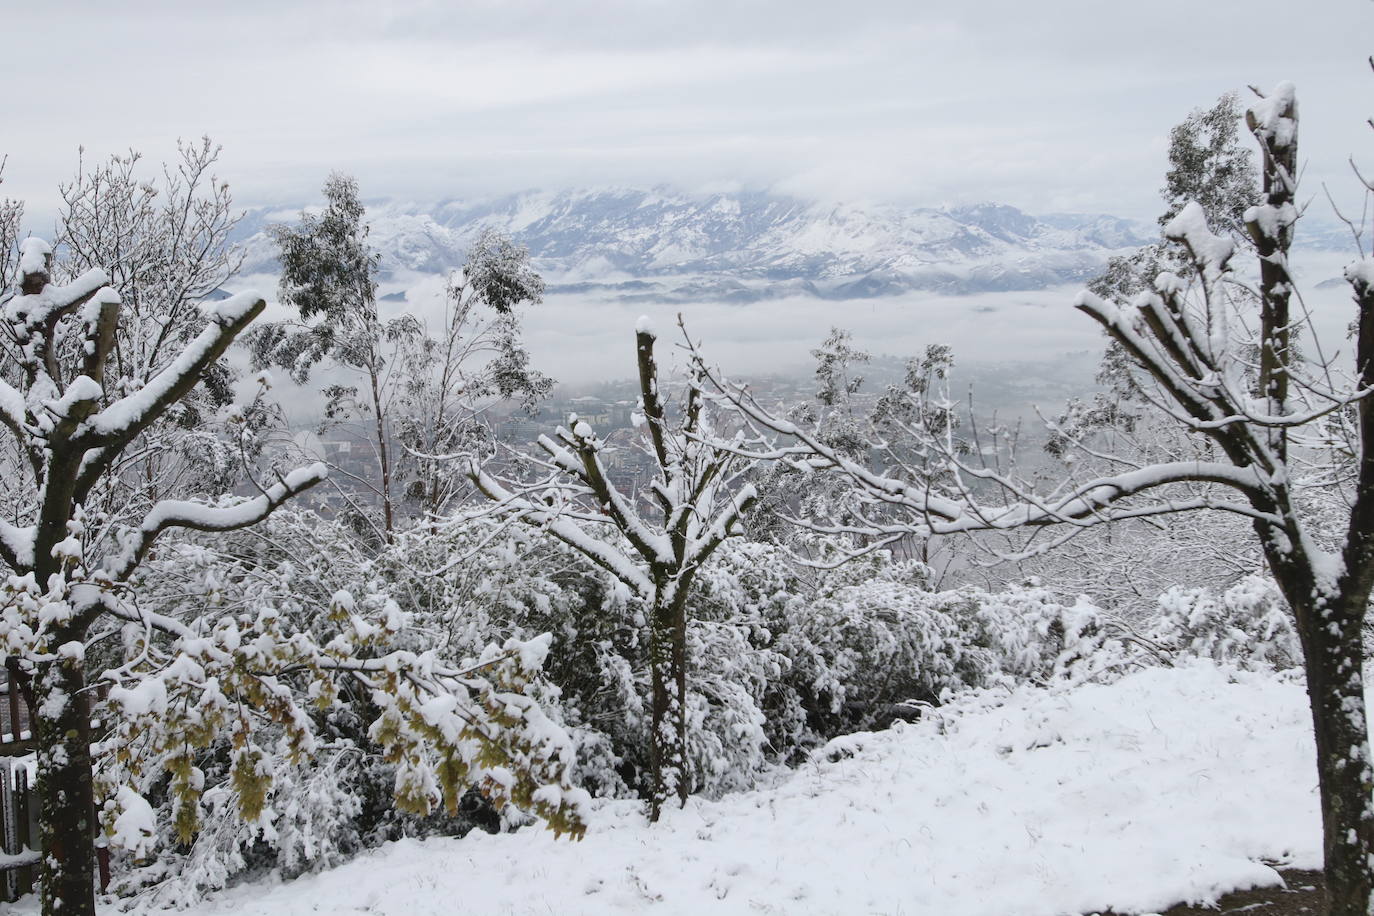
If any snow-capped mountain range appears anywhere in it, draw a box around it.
[235,188,1154,303]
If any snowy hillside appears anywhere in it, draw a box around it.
[114,663,1319,916]
[233,189,1153,302]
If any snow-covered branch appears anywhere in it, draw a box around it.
[101,462,328,586]
[74,291,268,499]
[467,460,655,599]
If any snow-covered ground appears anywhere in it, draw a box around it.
[94,662,1321,916]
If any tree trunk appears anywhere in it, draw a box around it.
[669,587,689,809]
[33,645,97,916]
[1293,595,1374,916]
[368,361,394,540]
[646,592,689,822]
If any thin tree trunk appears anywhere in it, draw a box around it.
[647,595,668,822]
[368,360,394,540]
[33,645,96,916]
[669,585,690,809]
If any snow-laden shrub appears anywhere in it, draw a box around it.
[106,511,589,903]
[769,561,1119,743]
[110,501,1190,902]
[375,525,1134,802]
[1144,575,1300,670]
[775,575,959,736]
[951,583,1135,685]
[687,540,803,786]
[685,619,781,796]
[684,545,1123,761]
[387,529,787,801]
[113,753,366,908]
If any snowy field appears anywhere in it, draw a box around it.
[90,663,1321,916]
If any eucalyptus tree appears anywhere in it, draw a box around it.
[252,178,548,538]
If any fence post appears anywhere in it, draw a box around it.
[0,762,13,903]
[15,766,31,898]
[96,843,111,894]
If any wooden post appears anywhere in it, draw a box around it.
[15,767,31,898]
[1,762,13,903]
[95,844,110,894]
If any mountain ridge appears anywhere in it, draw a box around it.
[234,188,1155,302]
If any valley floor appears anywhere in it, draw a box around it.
[47,663,1329,915]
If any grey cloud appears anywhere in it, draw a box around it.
[4,0,1372,223]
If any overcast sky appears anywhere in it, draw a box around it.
[5,1,1374,221]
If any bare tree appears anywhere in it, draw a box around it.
[0,232,586,915]
[469,318,757,820]
[54,140,250,508]
[0,238,321,914]
[697,83,1374,916]
[0,159,22,284]
[0,142,256,556]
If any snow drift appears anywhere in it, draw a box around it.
[129,662,1319,916]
